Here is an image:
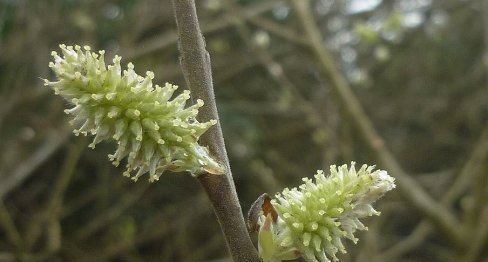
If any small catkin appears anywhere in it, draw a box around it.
[258,162,395,262]
[44,45,224,182]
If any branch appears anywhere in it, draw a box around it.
[291,0,463,245]
[380,125,488,259]
[0,200,22,248]
[171,1,259,261]
[463,206,488,262]
[0,129,69,200]
[125,0,285,60]
[45,139,85,253]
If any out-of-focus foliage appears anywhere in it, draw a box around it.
[0,0,486,261]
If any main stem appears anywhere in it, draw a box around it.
[171,1,259,261]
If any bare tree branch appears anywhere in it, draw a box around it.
[291,0,464,245]
[125,0,285,60]
[0,129,69,200]
[171,1,259,261]
[381,125,488,259]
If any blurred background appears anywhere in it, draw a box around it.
[0,0,487,261]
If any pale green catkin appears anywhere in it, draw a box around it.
[44,45,224,182]
[258,162,395,262]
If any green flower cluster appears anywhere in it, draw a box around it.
[44,45,224,181]
[258,162,395,262]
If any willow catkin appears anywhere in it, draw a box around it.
[44,45,224,182]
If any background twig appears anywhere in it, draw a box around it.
[291,0,463,245]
